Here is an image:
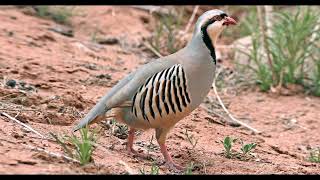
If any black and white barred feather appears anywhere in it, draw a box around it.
[131,64,191,122]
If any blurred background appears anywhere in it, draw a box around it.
[0,6,319,174]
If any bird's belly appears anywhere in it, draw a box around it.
[112,106,192,130]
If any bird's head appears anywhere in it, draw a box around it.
[194,9,237,48]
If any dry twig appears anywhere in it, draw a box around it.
[0,112,46,138]
[23,144,79,163]
[212,69,261,134]
[142,41,163,58]
[0,108,40,112]
[257,6,276,85]
[118,160,137,174]
[183,5,199,35]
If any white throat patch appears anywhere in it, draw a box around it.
[206,21,225,46]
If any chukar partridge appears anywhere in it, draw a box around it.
[74,9,236,170]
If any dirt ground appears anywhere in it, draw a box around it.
[0,6,319,174]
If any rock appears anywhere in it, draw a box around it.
[21,127,31,133]
[36,33,56,42]
[7,31,14,36]
[48,25,73,37]
[11,132,24,139]
[96,74,112,80]
[20,6,37,16]
[139,15,150,24]
[17,160,37,165]
[34,82,51,89]
[96,36,119,45]
[10,70,19,74]
[256,97,265,102]
[18,81,36,92]
[19,81,26,87]
[83,63,98,70]
[6,79,16,88]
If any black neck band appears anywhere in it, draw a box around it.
[201,20,216,64]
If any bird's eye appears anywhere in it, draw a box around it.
[214,15,223,21]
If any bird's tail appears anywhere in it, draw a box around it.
[73,100,109,132]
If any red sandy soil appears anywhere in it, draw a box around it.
[0,6,319,174]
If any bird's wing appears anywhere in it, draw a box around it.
[130,64,192,123]
[73,58,176,131]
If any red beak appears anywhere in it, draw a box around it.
[223,17,237,26]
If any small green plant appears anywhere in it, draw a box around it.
[237,7,320,94]
[185,129,198,149]
[91,30,99,43]
[185,161,194,175]
[139,168,146,175]
[221,136,237,158]
[139,163,160,175]
[221,136,257,160]
[50,126,100,165]
[236,28,273,91]
[309,148,320,163]
[150,164,160,175]
[149,7,187,56]
[240,142,257,155]
[311,51,320,96]
[268,8,318,86]
[34,6,75,25]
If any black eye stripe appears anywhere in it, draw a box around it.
[213,13,228,21]
[220,13,228,19]
[214,15,222,21]
[201,13,228,29]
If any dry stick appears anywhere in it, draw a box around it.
[275,70,284,90]
[183,5,199,35]
[200,105,229,125]
[14,111,20,118]
[118,160,136,174]
[257,6,277,86]
[304,16,320,78]
[0,93,18,99]
[264,6,273,37]
[1,112,46,138]
[213,69,261,134]
[130,5,166,15]
[0,108,40,112]
[142,41,163,58]
[23,144,79,163]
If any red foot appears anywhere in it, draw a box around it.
[165,161,185,172]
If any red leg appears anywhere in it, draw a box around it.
[156,128,184,171]
[126,128,136,153]
[126,128,149,159]
[159,143,184,171]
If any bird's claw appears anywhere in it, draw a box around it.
[165,161,185,172]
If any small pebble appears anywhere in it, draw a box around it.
[21,127,31,133]
[96,37,119,45]
[6,79,16,88]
